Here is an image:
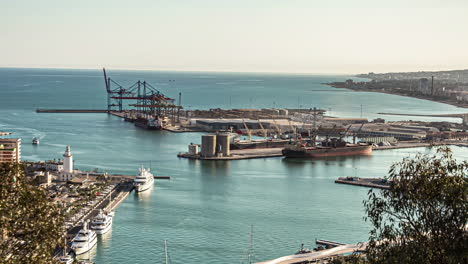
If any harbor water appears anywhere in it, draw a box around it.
[1,68,468,263]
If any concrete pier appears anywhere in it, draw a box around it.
[36,109,109,113]
[178,147,284,160]
[335,177,390,189]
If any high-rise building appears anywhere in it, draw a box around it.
[0,138,21,163]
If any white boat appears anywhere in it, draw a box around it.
[32,137,39,145]
[90,210,114,235]
[58,255,74,264]
[133,167,154,192]
[71,222,97,255]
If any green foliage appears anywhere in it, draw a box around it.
[364,147,468,264]
[0,162,64,264]
[329,253,367,264]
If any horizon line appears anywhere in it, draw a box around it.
[0,65,358,76]
[1,65,467,76]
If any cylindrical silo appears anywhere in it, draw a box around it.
[216,133,230,156]
[188,144,199,155]
[201,135,216,157]
[279,109,288,116]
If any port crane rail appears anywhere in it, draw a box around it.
[103,68,182,119]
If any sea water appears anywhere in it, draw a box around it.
[1,68,467,263]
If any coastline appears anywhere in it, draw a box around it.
[324,83,468,109]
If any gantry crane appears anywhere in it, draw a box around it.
[103,68,182,121]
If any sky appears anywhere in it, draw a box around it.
[1,0,468,74]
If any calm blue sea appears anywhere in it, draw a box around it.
[1,68,467,263]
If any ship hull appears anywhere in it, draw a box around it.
[72,236,97,255]
[134,122,162,130]
[91,222,112,235]
[282,145,372,158]
[134,178,154,192]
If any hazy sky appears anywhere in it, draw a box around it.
[1,0,468,74]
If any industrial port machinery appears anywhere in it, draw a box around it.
[103,68,182,121]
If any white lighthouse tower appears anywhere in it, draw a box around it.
[63,145,73,173]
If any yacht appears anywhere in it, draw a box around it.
[32,137,39,145]
[90,210,114,235]
[133,167,154,192]
[58,255,74,264]
[71,222,97,255]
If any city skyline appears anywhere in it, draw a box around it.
[2,0,468,74]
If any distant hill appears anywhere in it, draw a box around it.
[356,69,468,83]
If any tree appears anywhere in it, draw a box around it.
[0,162,64,264]
[364,147,468,264]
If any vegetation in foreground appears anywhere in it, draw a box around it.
[0,163,64,264]
[363,147,467,264]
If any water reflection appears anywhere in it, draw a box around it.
[75,244,97,261]
[134,185,155,203]
[99,228,113,248]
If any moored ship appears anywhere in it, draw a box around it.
[90,210,114,235]
[133,167,154,192]
[134,117,163,130]
[282,138,372,158]
[71,222,97,255]
[229,132,314,150]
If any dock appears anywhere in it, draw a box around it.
[154,176,171,180]
[36,109,109,113]
[315,239,346,248]
[65,181,133,238]
[178,147,283,160]
[335,177,390,189]
[373,141,468,151]
[255,242,367,264]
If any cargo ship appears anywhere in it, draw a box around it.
[134,117,163,130]
[282,138,372,158]
[226,132,314,150]
[231,138,313,150]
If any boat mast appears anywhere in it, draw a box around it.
[164,240,169,264]
[312,107,317,146]
[249,224,254,264]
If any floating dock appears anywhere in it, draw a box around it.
[335,177,390,189]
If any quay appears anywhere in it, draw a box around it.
[378,112,468,118]
[255,242,367,264]
[178,147,283,160]
[315,239,346,248]
[36,109,109,113]
[373,141,468,151]
[335,177,390,189]
[65,181,134,238]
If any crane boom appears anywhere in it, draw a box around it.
[272,118,282,138]
[242,119,252,141]
[288,119,297,139]
[258,120,267,139]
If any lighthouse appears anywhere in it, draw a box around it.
[63,145,73,173]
